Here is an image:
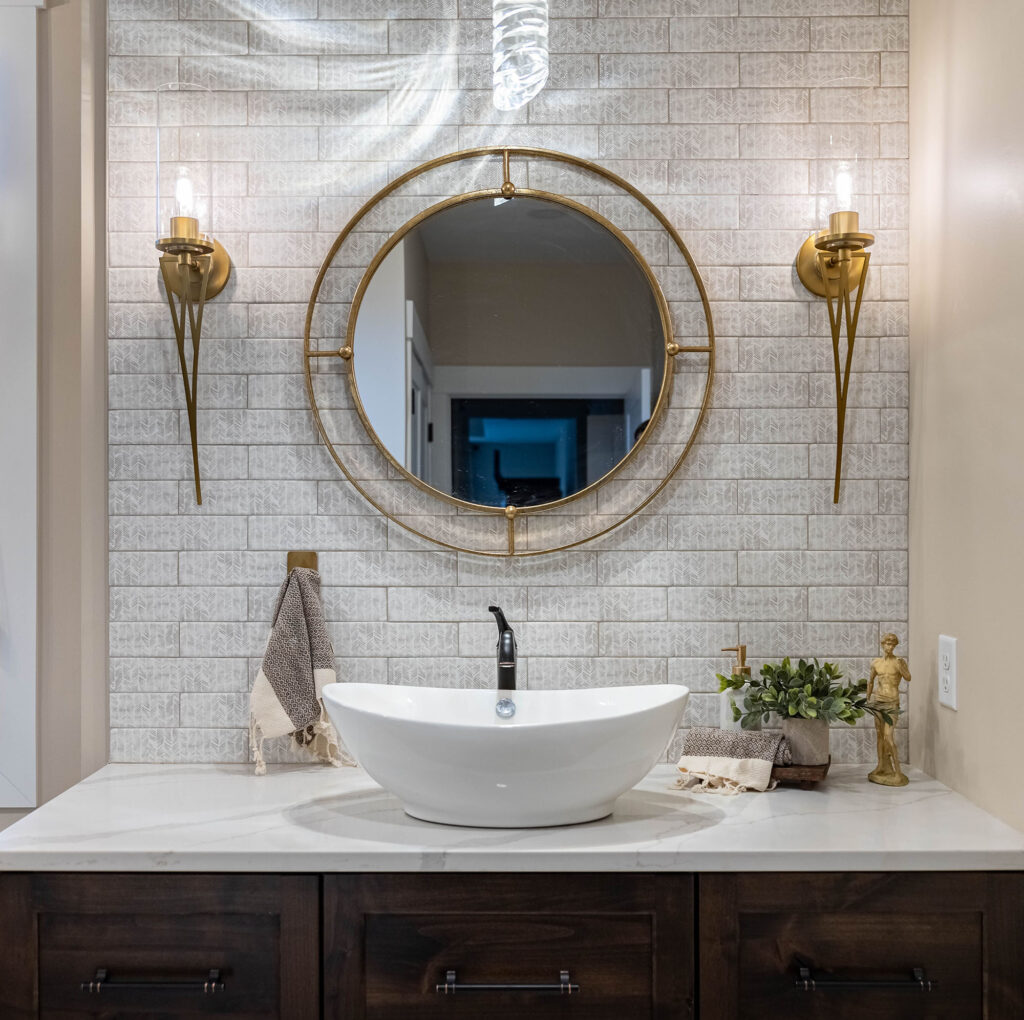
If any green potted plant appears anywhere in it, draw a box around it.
[717,658,893,765]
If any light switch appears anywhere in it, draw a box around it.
[938,634,957,710]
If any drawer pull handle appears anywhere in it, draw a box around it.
[81,968,225,995]
[436,968,579,995]
[794,957,935,993]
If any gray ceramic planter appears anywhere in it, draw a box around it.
[782,717,830,765]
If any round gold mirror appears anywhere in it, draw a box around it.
[305,148,714,557]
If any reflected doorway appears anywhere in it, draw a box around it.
[450,397,626,507]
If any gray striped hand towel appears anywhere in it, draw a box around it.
[249,566,354,775]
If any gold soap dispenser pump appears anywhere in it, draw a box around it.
[720,644,756,731]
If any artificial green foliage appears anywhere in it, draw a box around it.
[716,657,894,731]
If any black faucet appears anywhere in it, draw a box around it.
[488,606,517,691]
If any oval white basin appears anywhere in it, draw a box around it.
[322,683,689,827]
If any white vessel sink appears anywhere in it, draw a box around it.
[321,683,689,827]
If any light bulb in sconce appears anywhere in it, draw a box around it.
[492,0,549,111]
[174,171,195,219]
[833,163,854,212]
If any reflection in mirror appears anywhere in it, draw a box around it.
[351,195,666,509]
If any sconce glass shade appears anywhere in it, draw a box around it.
[492,0,549,111]
[155,83,214,256]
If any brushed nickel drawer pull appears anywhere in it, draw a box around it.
[81,968,224,995]
[436,968,579,995]
[794,957,935,993]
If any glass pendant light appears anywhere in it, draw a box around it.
[492,0,549,111]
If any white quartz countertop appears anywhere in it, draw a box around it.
[1,763,1022,873]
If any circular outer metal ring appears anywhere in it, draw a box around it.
[303,146,715,557]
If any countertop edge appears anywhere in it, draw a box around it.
[2,763,1023,873]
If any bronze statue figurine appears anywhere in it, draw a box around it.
[866,632,911,786]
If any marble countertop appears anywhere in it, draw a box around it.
[1,763,1022,872]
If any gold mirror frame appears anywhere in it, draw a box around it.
[303,147,715,557]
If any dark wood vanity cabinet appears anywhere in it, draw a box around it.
[0,873,319,1019]
[324,874,694,1019]
[699,872,1024,1019]
[1,871,1021,1018]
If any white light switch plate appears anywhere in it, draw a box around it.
[938,634,957,710]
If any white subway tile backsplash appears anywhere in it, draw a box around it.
[739,550,877,586]
[528,88,668,125]
[247,514,387,550]
[808,586,908,622]
[108,56,180,92]
[665,515,807,550]
[602,0,737,14]
[669,17,808,52]
[808,514,907,551]
[110,516,248,551]
[740,51,878,88]
[110,657,250,693]
[111,693,179,727]
[110,727,248,763]
[600,124,737,159]
[600,621,737,657]
[388,586,527,622]
[110,622,180,657]
[529,656,666,688]
[109,480,180,515]
[110,586,248,622]
[180,0,318,17]
[248,585,389,622]
[110,444,248,481]
[179,692,249,728]
[249,20,387,55]
[667,585,807,621]
[669,87,807,124]
[179,550,285,586]
[810,16,908,52]
[598,550,737,586]
[460,621,598,657]
[109,552,180,587]
[107,2,907,765]
[182,54,319,91]
[179,480,317,515]
[109,20,248,56]
[599,52,738,88]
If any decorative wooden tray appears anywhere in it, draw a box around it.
[771,756,831,790]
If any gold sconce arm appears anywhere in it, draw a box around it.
[796,210,874,504]
[156,217,231,505]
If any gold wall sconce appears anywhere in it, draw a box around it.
[155,83,231,505]
[796,209,874,503]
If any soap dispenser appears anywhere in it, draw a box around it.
[720,645,758,731]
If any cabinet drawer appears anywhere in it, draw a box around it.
[325,874,694,1020]
[2,873,319,1020]
[699,872,1024,1020]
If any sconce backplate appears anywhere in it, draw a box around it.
[796,233,866,298]
[162,238,232,301]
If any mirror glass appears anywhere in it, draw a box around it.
[350,195,667,509]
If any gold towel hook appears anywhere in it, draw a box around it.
[287,550,318,572]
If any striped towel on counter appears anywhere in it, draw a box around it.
[249,566,354,776]
[673,726,791,795]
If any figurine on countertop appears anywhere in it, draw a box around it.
[866,633,911,787]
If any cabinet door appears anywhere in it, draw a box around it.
[324,873,694,1020]
[0,873,320,1020]
[699,872,1024,1020]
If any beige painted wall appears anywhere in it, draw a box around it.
[0,0,107,833]
[910,0,1024,832]
[429,262,662,368]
